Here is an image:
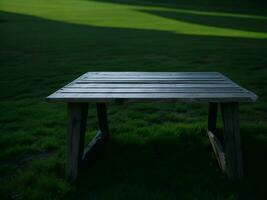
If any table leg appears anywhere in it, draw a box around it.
[82,103,109,162]
[96,103,109,139]
[221,102,243,180]
[207,103,226,172]
[208,102,218,133]
[66,103,88,180]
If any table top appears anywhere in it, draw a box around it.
[46,72,258,103]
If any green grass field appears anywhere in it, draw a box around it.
[0,0,267,199]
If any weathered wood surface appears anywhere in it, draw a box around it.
[66,103,88,180]
[207,103,226,172]
[221,102,243,180]
[46,72,258,103]
[207,130,226,172]
[82,130,106,162]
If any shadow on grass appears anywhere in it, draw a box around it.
[93,0,267,16]
[138,9,267,33]
[1,9,267,200]
[69,125,267,200]
[72,132,227,200]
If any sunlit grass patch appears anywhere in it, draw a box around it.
[1,0,267,38]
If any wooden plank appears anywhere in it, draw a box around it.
[49,92,253,99]
[207,130,226,172]
[66,103,88,180]
[207,103,227,172]
[80,73,227,81]
[85,72,221,76]
[82,77,226,81]
[85,72,223,76]
[47,92,255,103]
[83,130,106,161]
[59,88,243,93]
[77,80,228,84]
[221,102,243,180]
[81,103,109,166]
[84,75,224,79]
[67,83,236,88]
[86,72,222,75]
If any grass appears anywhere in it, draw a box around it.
[0,0,267,199]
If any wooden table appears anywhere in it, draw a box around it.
[47,72,258,181]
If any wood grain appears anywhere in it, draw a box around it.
[221,102,243,180]
[47,72,258,103]
[66,103,88,180]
